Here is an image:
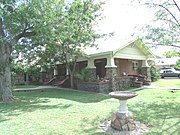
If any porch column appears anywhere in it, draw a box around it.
[66,67,69,75]
[86,58,96,77]
[105,57,117,78]
[142,60,150,67]
[54,66,58,76]
[141,60,151,81]
[105,57,118,91]
[105,57,117,68]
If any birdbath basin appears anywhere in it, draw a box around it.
[109,91,137,100]
[109,91,137,113]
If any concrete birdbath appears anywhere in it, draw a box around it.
[109,91,138,131]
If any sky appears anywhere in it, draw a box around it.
[87,0,176,56]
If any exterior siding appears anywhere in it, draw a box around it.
[115,45,147,60]
[115,59,140,76]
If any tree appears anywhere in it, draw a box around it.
[137,0,180,49]
[163,50,180,57]
[174,60,180,70]
[0,0,60,102]
[38,0,106,88]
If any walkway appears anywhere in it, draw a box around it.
[130,85,180,92]
[14,86,60,92]
[14,85,180,92]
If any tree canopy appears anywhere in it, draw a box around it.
[0,0,105,102]
[135,0,180,49]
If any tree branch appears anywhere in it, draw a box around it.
[0,18,5,38]
[145,2,180,25]
[172,0,180,12]
[145,42,180,48]
[14,23,35,42]
[14,31,36,42]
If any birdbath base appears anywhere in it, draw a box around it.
[111,111,136,131]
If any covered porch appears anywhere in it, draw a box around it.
[76,56,152,91]
[76,39,154,91]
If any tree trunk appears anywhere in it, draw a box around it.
[0,44,14,102]
[70,74,74,88]
[0,66,14,102]
[69,62,77,89]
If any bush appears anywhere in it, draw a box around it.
[74,68,97,82]
[150,65,160,82]
[174,60,180,70]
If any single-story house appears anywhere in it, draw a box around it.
[41,39,155,91]
[155,57,180,69]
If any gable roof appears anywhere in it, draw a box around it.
[88,39,154,58]
[77,39,155,62]
[113,39,154,57]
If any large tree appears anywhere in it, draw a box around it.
[38,0,106,88]
[136,0,180,49]
[0,0,60,102]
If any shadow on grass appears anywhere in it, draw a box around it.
[76,115,110,135]
[0,89,110,122]
[129,98,180,135]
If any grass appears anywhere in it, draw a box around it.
[128,89,180,135]
[152,79,180,88]
[0,80,180,135]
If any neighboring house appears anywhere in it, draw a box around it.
[155,57,180,69]
[42,39,155,91]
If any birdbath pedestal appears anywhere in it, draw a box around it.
[109,91,137,131]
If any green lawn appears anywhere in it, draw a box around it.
[152,79,180,88]
[0,88,179,134]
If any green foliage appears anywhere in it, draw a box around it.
[35,0,106,87]
[0,0,106,91]
[174,60,180,70]
[11,62,41,85]
[150,65,160,82]
[137,0,180,49]
[74,68,97,82]
[163,50,180,57]
[38,0,105,66]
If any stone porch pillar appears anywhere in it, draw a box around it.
[141,60,151,81]
[87,58,96,77]
[105,57,118,91]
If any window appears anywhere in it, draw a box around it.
[132,61,139,71]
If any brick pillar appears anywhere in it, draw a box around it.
[106,67,118,91]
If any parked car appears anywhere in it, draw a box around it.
[161,69,180,78]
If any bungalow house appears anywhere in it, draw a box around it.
[155,57,180,69]
[42,39,155,91]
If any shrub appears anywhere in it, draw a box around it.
[150,65,160,82]
[174,60,180,70]
[74,68,97,82]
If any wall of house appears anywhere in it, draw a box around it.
[115,58,140,76]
